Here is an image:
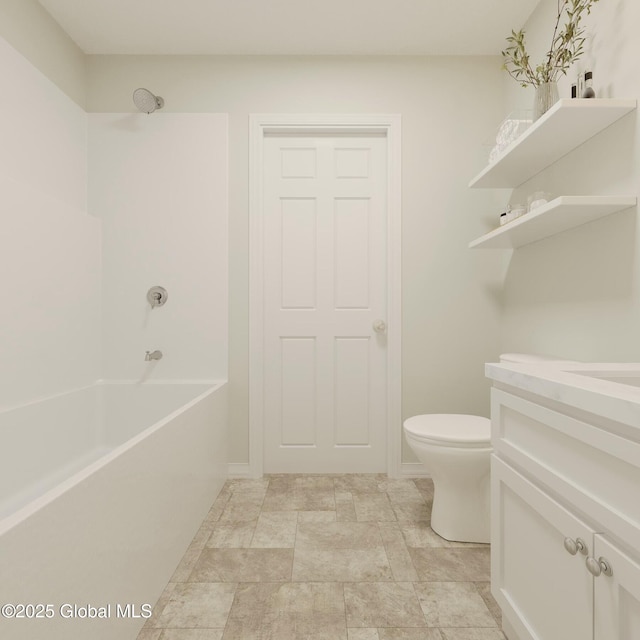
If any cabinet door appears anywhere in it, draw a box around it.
[593,535,640,639]
[492,457,594,640]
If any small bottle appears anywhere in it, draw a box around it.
[582,72,595,98]
[499,212,507,226]
[571,83,577,99]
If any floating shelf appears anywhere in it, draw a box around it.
[469,196,637,249]
[469,99,637,189]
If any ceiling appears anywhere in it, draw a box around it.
[38,0,540,56]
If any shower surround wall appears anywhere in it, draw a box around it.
[1,32,229,401]
[0,35,100,409]
[88,113,228,382]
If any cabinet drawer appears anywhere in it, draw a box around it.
[491,389,640,551]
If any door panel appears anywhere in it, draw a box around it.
[263,134,387,473]
[281,198,317,309]
[334,337,370,446]
[334,197,371,309]
[280,337,316,446]
[492,457,594,640]
[594,535,640,640]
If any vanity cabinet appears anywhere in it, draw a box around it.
[489,387,640,640]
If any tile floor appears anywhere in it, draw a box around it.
[138,475,504,640]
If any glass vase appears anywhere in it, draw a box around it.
[533,81,559,120]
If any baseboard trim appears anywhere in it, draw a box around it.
[229,462,428,479]
[399,462,431,478]
[227,463,255,479]
[501,613,519,640]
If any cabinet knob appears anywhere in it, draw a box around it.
[586,556,613,577]
[564,537,587,556]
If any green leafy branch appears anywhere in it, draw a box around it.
[501,0,600,87]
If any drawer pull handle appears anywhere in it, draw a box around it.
[586,556,613,577]
[564,537,587,556]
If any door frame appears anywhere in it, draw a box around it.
[248,113,402,478]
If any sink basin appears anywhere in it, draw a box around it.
[572,370,640,390]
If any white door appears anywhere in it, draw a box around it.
[262,133,388,473]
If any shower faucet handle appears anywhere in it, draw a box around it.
[147,286,168,308]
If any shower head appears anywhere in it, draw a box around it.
[133,88,165,114]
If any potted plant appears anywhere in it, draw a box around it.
[501,0,600,119]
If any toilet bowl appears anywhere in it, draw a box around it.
[404,414,491,543]
[404,353,575,543]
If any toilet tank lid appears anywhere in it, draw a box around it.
[404,414,490,444]
[500,352,570,364]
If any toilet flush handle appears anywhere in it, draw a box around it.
[373,320,387,334]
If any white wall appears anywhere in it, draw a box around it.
[0,36,100,409]
[499,0,640,361]
[86,55,508,464]
[0,0,86,107]
[88,114,228,381]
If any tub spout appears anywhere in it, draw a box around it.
[145,350,163,361]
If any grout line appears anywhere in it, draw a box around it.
[341,581,348,638]
[220,581,241,639]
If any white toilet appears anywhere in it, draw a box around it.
[404,413,492,543]
[404,353,572,544]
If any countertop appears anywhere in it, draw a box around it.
[485,361,640,429]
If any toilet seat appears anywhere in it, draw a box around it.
[403,414,490,448]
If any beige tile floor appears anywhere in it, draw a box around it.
[138,475,504,640]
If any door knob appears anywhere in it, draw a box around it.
[373,320,387,334]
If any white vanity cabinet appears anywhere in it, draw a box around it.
[488,383,640,640]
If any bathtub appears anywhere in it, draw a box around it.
[0,380,227,640]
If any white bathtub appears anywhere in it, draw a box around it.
[0,381,227,640]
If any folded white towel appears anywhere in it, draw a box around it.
[496,118,532,147]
